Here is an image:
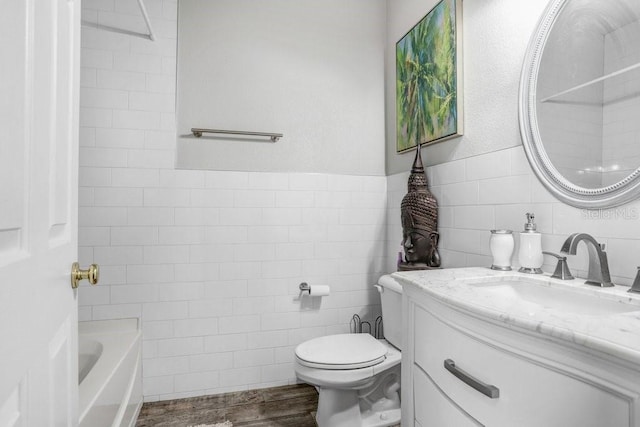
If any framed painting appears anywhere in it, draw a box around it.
[396,0,463,153]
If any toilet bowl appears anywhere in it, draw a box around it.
[294,275,403,427]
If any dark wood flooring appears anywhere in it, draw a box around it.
[135,384,319,427]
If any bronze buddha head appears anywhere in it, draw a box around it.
[399,146,441,269]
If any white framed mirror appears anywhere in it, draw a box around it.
[519,0,640,208]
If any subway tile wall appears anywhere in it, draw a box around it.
[79,0,386,402]
[386,146,640,287]
[81,0,640,404]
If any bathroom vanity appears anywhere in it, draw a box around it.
[394,267,640,426]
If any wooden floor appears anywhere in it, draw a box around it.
[135,384,319,427]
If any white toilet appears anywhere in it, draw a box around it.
[294,275,403,427]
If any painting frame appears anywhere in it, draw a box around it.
[396,0,463,153]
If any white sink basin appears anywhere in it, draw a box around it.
[469,279,639,316]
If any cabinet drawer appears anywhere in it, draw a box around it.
[414,363,482,427]
[413,305,631,426]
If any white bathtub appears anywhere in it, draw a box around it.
[79,319,142,427]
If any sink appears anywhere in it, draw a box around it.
[469,279,639,316]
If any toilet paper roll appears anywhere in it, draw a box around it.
[308,285,330,297]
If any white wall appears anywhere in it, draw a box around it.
[387,146,640,287]
[79,0,386,402]
[385,0,549,174]
[79,0,640,404]
[176,0,387,176]
[385,0,640,286]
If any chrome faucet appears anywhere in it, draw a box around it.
[560,233,613,287]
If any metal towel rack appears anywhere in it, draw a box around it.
[350,314,384,339]
[136,0,156,41]
[81,0,156,41]
[191,128,283,142]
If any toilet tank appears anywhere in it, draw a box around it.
[376,275,403,350]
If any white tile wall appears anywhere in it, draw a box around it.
[80,170,387,398]
[387,146,640,285]
[80,0,386,402]
[81,0,640,405]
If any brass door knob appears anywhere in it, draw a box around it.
[71,262,99,289]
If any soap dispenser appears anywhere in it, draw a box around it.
[518,213,543,274]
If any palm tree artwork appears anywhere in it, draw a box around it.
[396,0,460,152]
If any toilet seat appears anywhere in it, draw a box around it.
[295,333,387,370]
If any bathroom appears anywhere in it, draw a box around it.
[2,0,640,425]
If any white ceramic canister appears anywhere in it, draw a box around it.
[490,230,514,271]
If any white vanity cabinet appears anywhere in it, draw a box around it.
[400,278,640,427]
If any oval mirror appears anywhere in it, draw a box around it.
[519,0,640,208]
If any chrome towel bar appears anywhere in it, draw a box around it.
[191,128,283,142]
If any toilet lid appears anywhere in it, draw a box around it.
[295,334,387,370]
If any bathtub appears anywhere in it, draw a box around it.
[79,319,142,427]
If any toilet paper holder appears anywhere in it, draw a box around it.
[298,282,331,298]
[299,282,311,295]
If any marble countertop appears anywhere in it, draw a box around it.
[392,267,640,367]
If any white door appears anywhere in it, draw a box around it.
[0,0,81,425]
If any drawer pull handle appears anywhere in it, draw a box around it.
[444,359,500,399]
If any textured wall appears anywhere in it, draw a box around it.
[383,0,640,278]
[385,0,549,174]
[176,0,386,176]
[79,0,386,402]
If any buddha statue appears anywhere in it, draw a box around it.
[398,146,441,270]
